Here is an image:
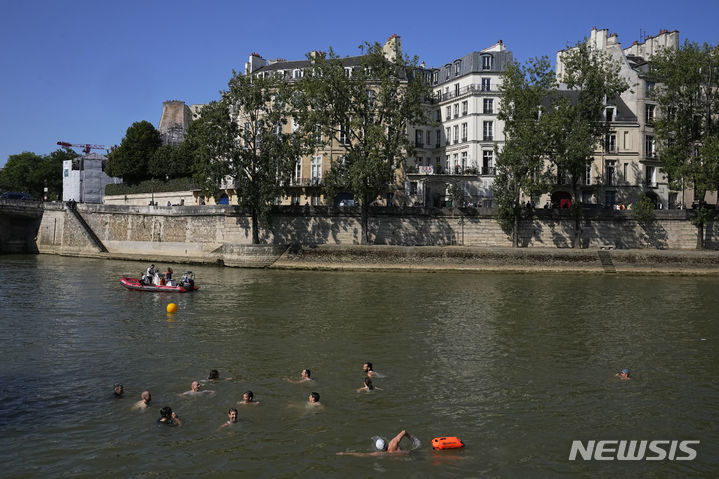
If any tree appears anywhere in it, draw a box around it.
[105,121,162,183]
[188,73,305,244]
[293,41,431,244]
[648,41,719,249]
[548,40,629,248]
[0,149,75,200]
[149,143,194,180]
[493,57,556,247]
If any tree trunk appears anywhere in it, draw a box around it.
[572,185,581,249]
[696,221,704,250]
[361,202,369,245]
[251,209,259,245]
[513,208,519,248]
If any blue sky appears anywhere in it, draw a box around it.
[1,0,717,167]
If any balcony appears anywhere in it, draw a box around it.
[438,83,494,102]
[645,179,658,188]
[288,177,324,187]
[481,167,496,176]
[483,135,493,141]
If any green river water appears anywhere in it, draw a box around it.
[0,254,717,478]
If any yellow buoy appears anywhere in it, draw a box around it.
[167,303,178,314]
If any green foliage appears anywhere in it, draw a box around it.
[0,149,76,200]
[186,73,306,243]
[633,192,656,227]
[548,39,629,247]
[105,176,195,196]
[648,40,719,248]
[448,182,466,208]
[105,121,162,183]
[148,144,193,179]
[293,42,431,243]
[493,57,556,245]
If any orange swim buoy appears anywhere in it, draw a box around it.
[432,436,464,450]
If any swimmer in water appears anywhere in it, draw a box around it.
[132,390,152,410]
[337,430,415,456]
[615,368,631,380]
[357,377,382,392]
[208,369,232,382]
[218,408,239,429]
[307,392,323,409]
[363,362,377,378]
[286,369,312,383]
[180,380,215,397]
[158,406,182,427]
[113,384,124,398]
[239,390,260,405]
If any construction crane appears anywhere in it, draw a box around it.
[57,141,107,155]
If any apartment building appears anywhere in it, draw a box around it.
[405,41,513,207]
[550,27,679,209]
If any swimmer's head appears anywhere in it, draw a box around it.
[191,380,200,391]
[141,390,151,402]
[302,369,311,379]
[363,362,373,372]
[208,370,219,380]
[160,406,172,419]
[375,438,387,451]
[309,392,320,403]
[243,391,254,402]
[621,368,630,376]
[228,408,238,422]
[113,384,124,396]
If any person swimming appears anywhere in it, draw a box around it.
[357,377,382,392]
[218,408,238,430]
[337,430,416,456]
[616,368,631,380]
[239,390,259,405]
[113,384,124,398]
[158,406,182,427]
[181,380,215,396]
[363,362,377,377]
[132,390,151,410]
[208,369,232,382]
[286,369,312,383]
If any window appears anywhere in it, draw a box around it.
[454,103,459,118]
[311,194,321,206]
[435,130,441,147]
[582,191,593,204]
[432,71,438,84]
[481,78,491,91]
[436,110,441,122]
[367,89,376,106]
[645,104,655,123]
[446,106,452,120]
[294,158,302,183]
[409,181,418,195]
[453,125,459,144]
[314,125,322,144]
[585,164,592,185]
[483,98,493,114]
[623,163,627,182]
[482,55,492,70]
[455,61,462,76]
[623,131,630,149]
[606,133,616,152]
[646,165,657,187]
[454,83,460,96]
[605,107,615,122]
[311,156,322,182]
[645,135,655,157]
[445,127,450,145]
[461,151,467,170]
[426,131,432,146]
[462,101,468,115]
[461,122,467,142]
[646,81,655,94]
[605,160,616,186]
[339,124,348,144]
[482,150,493,175]
[344,67,352,77]
[445,66,450,80]
[293,69,303,79]
[453,153,459,172]
[415,130,424,147]
[483,121,493,141]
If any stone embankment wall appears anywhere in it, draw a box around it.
[34,204,719,270]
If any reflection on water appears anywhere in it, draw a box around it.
[0,255,717,478]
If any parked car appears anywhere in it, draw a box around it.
[0,192,33,200]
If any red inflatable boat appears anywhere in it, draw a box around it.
[120,271,198,293]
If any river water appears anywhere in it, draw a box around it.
[0,254,717,478]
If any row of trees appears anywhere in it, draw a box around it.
[185,42,430,244]
[494,39,719,249]
[0,149,77,200]
[104,120,194,183]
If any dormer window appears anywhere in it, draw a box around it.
[432,71,438,84]
[481,55,492,70]
[445,65,450,80]
[344,67,352,78]
[605,107,615,122]
[454,60,462,76]
[293,69,303,79]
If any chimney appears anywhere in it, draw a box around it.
[244,52,266,75]
[383,34,401,61]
